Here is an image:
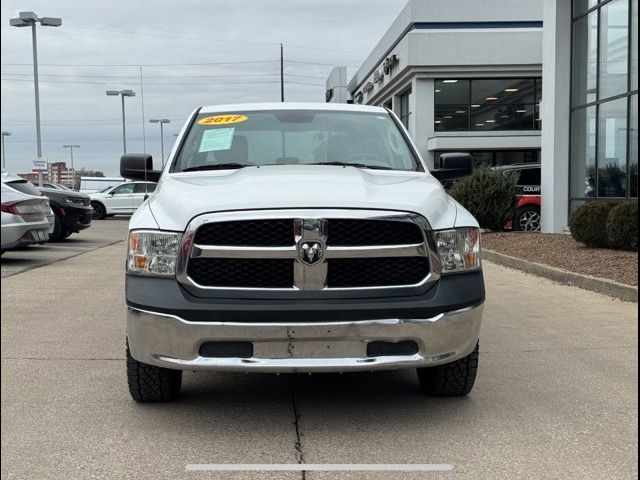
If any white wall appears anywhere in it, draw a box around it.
[540,0,571,233]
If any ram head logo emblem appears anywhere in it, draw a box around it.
[299,241,323,266]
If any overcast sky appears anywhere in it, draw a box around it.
[1,0,405,175]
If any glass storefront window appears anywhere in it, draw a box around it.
[570,106,597,198]
[471,104,535,131]
[597,97,628,196]
[630,94,638,197]
[470,79,535,106]
[598,0,629,99]
[435,106,468,131]
[572,11,598,106]
[398,89,411,129]
[573,0,599,17]
[434,80,470,105]
[434,78,539,132]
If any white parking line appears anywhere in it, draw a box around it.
[185,464,454,471]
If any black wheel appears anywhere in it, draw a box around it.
[417,342,479,397]
[91,202,106,220]
[49,212,64,242]
[514,205,541,232]
[62,231,73,239]
[126,343,182,402]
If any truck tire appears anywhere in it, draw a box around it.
[417,342,479,397]
[91,202,106,220]
[126,343,182,402]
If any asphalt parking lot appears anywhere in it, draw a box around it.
[1,219,637,479]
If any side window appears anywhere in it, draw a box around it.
[517,168,541,186]
[112,184,135,195]
[133,183,156,194]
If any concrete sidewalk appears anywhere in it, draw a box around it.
[1,221,637,479]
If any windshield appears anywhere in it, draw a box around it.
[172,110,421,172]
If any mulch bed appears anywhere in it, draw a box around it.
[482,232,638,286]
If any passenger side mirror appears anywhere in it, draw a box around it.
[120,154,161,182]
[430,153,473,182]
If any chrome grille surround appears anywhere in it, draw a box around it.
[176,209,441,292]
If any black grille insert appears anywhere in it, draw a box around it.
[200,342,254,358]
[327,257,429,288]
[327,219,423,246]
[195,219,294,246]
[367,341,419,357]
[188,258,293,288]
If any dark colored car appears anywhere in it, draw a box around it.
[36,186,93,241]
[493,163,541,232]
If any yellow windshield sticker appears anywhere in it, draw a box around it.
[198,114,248,126]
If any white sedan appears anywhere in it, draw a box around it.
[89,181,157,219]
[1,182,51,253]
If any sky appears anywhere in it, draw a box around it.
[1,0,406,175]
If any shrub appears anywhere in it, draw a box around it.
[449,166,518,231]
[606,201,638,251]
[569,200,622,248]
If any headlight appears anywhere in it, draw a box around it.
[127,230,181,276]
[64,197,85,206]
[434,227,481,274]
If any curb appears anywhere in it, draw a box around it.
[482,249,638,302]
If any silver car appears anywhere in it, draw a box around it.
[1,182,51,253]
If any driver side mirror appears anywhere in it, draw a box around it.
[430,153,473,182]
[120,153,161,182]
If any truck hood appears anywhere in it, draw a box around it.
[145,165,459,231]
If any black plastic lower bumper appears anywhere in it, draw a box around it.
[60,206,92,233]
[125,270,485,323]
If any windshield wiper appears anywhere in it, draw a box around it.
[310,162,392,170]
[181,163,253,172]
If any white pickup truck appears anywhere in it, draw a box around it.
[121,103,484,402]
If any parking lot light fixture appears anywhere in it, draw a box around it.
[1,131,12,170]
[10,11,62,186]
[149,119,171,167]
[106,90,136,154]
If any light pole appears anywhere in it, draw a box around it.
[10,12,62,186]
[106,89,136,154]
[1,131,11,170]
[149,119,171,167]
[62,144,79,170]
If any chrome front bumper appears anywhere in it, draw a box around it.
[127,304,483,372]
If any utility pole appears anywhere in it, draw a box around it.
[62,144,79,170]
[10,12,62,186]
[280,43,285,102]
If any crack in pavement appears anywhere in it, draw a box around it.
[288,375,306,480]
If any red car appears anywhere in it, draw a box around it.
[495,163,541,232]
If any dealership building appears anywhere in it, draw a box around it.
[326,0,637,233]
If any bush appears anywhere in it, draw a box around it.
[449,166,518,231]
[569,200,622,248]
[606,202,638,251]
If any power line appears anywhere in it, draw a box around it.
[1,60,279,67]
[1,72,328,80]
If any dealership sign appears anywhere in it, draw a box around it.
[32,157,48,173]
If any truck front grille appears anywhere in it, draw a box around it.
[180,211,433,291]
[188,258,293,288]
[327,257,429,288]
